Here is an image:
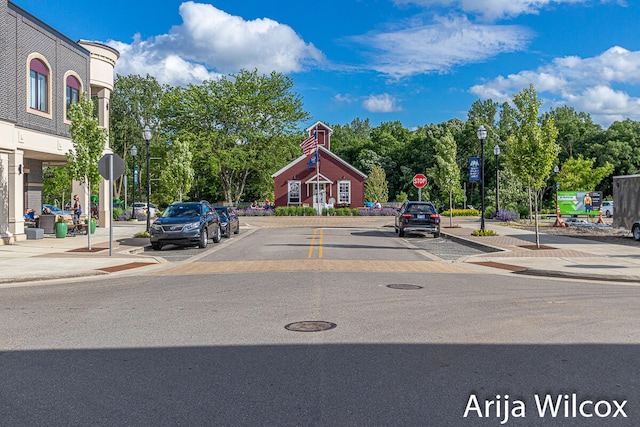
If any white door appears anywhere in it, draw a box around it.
[312,183,326,214]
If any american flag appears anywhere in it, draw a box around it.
[299,131,317,156]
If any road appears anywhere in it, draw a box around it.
[2,224,640,426]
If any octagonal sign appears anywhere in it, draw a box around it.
[413,173,427,188]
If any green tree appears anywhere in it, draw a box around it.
[161,69,308,204]
[67,93,107,199]
[364,165,389,203]
[558,155,614,192]
[330,118,372,165]
[67,92,107,248]
[160,138,194,203]
[543,106,602,162]
[429,131,461,226]
[109,74,163,202]
[504,84,560,246]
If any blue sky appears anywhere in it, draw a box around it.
[15,0,640,129]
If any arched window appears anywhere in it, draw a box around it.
[29,58,49,112]
[66,75,81,119]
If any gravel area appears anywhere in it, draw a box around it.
[509,222,638,246]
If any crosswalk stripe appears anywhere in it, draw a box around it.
[153,260,473,275]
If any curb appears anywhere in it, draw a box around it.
[515,269,640,283]
[440,230,506,254]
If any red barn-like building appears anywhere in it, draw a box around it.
[271,122,367,211]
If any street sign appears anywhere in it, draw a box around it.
[413,173,427,188]
[98,153,125,257]
[98,153,125,179]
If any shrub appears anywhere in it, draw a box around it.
[472,229,497,236]
[117,210,132,222]
[494,208,519,222]
[516,205,530,219]
[441,208,481,217]
[484,206,495,219]
[395,191,408,203]
[240,208,275,216]
[134,231,150,238]
[113,207,124,220]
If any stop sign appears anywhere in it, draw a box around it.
[413,174,427,188]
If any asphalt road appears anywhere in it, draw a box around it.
[2,225,640,426]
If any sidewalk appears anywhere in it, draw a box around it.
[442,217,640,283]
[0,222,159,285]
[2,216,640,285]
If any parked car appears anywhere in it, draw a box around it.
[214,206,240,237]
[150,201,220,250]
[394,201,441,238]
[602,201,613,218]
[129,202,158,217]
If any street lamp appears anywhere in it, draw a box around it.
[130,145,138,219]
[553,165,562,227]
[477,125,487,231]
[142,126,152,233]
[494,144,501,213]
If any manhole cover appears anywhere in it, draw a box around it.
[285,321,337,332]
[386,284,424,290]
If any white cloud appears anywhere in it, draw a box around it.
[334,93,357,104]
[470,46,640,125]
[350,15,532,78]
[108,1,324,86]
[362,94,402,113]
[395,0,611,21]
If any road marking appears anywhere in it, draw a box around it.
[307,228,323,259]
[308,228,316,258]
[153,260,474,275]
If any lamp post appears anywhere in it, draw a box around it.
[130,145,138,219]
[477,125,487,231]
[142,126,152,233]
[494,144,500,213]
[553,165,562,227]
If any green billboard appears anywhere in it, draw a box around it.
[557,191,602,216]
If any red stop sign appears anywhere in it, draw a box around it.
[413,174,427,188]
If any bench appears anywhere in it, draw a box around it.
[67,222,88,236]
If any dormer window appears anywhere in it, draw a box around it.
[29,58,48,112]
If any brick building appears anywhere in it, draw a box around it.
[0,1,118,243]
[271,121,367,212]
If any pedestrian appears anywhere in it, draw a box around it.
[72,194,82,226]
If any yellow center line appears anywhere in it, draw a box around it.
[307,228,324,259]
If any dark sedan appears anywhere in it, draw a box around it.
[150,201,221,250]
[394,201,441,238]
[214,206,240,238]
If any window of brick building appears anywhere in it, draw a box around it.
[29,58,49,112]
